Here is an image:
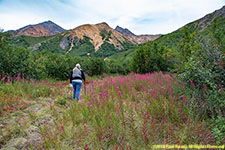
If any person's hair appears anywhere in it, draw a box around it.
[76,64,81,69]
[73,67,77,72]
[73,64,81,72]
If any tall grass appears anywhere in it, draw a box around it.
[0,72,67,115]
[36,72,216,149]
[1,72,219,149]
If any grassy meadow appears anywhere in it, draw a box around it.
[1,72,222,150]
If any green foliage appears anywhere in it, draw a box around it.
[109,45,137,64]
[178,27,200,63]
[81,57,106,76]
[104,58,131,75]
[1,33,120,80]
[211,115,225,144]
[0,72,219,149]
[93,42,117,57]
[27,51,82,80]
[27,51,48,79]
[55,97,68,106]
[100,30,112,41]
[11,35,55,48]
[178,26,225,89]
[38,35,67,54]
[69,36,95,57]
[177,20,225,119]
[0,32,30,77]
[120,41,136,50]
[130,42,174,73]
[31,85,52,98]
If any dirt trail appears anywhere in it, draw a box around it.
[0,83,88,149]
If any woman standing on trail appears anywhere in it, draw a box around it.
[70,64,85,101]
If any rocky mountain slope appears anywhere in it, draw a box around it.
[10,22,136,57]
[111,5,225,60]
[193,5,225,31]
[9,5,224,58]
[115,26,161,44]
[9,20,160,57]
[153,5,225,50]
[10,21,66,37]
[63,22,133,52]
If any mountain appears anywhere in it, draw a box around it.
[10,21,66,37]
[10,5,224,58]
[193,5,225,31]
[115,26,161,44]
[111,5,225,60]
[63,22,134,52]
[11,22,136,57]
[154,5,225,49]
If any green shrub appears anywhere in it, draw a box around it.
[211,115,225,144]
[130,42,174,73]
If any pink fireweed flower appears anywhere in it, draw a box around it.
[182,95,186,105]
[49,100,52,105]
[42,120,46,124]
[87,102,92,108]
[130,103,134,110]
[83,125,87,133]
[85,144,89,150]
[1,72,5,82]
[150,89,154,94]
[117,90,122,99]
[30,79,34,83]
[72,127,76,134]
[167,85,172,100]
[203,84,207,93]
[7,76,11,83]
[61,125,64,131]
[190,80,195,89]
[16,73,21,81]
[203,101,207,107]
[2,72,5,78]
[22,73,24,81]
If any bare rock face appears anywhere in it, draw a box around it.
[64,22,132,51]
[60,36,70,49]
[11,21,66,37]
[115,26,136,37]
[115,26,161,44]
[31,43,41,51]
[194,5,225,30]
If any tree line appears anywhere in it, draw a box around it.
[0,31,131,81]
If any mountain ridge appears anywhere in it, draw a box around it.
[10,20,66,37]
[61,22,133,52]
[9,5,224,58]
[115,26,161,44]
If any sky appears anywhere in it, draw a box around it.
[0,0,224,34]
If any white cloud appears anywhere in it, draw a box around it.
[70,0,225,34]
[0,12,48,30]
[0,0,224,34]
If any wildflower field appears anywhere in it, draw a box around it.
[0,72,223,149]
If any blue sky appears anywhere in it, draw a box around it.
[0,0,224,34]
